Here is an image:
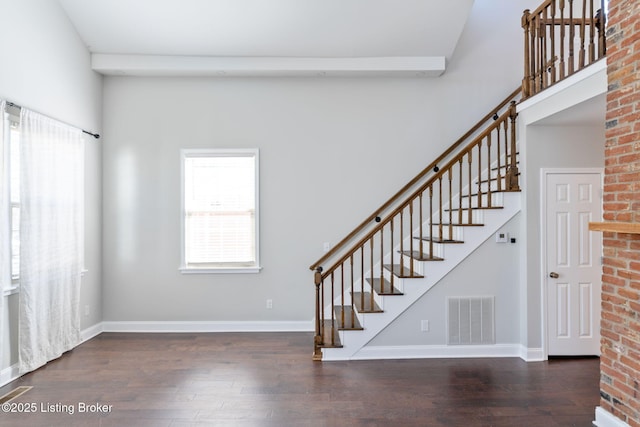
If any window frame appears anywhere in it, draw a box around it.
[179,148,261,274]
[5,112,21,294]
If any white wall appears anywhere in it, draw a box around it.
[101,0,533,325]
[0,0,102,373]
[369,215,522,346]
[520,123,605,352]
[517,64,607,353]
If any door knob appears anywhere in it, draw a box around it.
[549,272,559,279]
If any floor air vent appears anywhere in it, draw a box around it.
[447,296,495,345]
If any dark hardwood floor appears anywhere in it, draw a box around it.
[0,332,599,426]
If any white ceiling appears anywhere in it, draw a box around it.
[58,0,474,76]
[536,94,606,127]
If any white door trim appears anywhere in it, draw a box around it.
[540,167,603,359]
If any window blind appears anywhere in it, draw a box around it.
[183,153,257,268]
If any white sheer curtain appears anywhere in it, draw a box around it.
[19,109,84,374]
[0,100,7,368]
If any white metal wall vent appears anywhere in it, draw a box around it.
[447,296,495,345]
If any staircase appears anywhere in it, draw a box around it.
[308,0,608,362]
[323,193,521,361]
[310,89,522,361]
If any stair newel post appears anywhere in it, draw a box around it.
[313,267,324,361]
[506,101,520,191]
[522,9,532,98]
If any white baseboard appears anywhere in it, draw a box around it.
[520,345,544,362]
[80,322,104,343]
[101,320,314,333]
[594,407,630,427]
[348,344,523,361]
[0,364,20,388]
[1,322,106,388]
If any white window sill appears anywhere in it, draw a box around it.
[179,266,262,275]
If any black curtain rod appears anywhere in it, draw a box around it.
[6,101,100,139]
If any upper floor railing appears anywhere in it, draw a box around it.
[522,0,606,99]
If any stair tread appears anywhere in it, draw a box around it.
[400,250,444,261]
[491,165,519,172]
[414,237,464,244]
[352,292,384,313]
[445,206,504,212]
[383,264,424,278]
[334,306,363,330]
[425,222,484,226]
[461,190,503,198]
[477,175,519,184]
[320,320,343,348]
[366,277,403,295]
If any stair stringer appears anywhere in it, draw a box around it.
[321,191,521,361]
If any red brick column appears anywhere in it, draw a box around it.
[601,0,640,425]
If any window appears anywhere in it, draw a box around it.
[9,124,20,282]
[180,149,260,273]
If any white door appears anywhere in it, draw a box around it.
[545,171,602,356]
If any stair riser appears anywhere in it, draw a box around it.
[421,225,464,241]
[458,192,503,209]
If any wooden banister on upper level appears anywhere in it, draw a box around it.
[522,0,606,100]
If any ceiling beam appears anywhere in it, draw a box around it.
[92,54,446,77]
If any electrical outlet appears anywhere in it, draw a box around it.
[421,320,429,332]
[84,305,90,316]
[266,299,273,309]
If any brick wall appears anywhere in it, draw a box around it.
[601,0,640,425]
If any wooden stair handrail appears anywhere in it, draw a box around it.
[316,104,517,280]
[309,86,521,272]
